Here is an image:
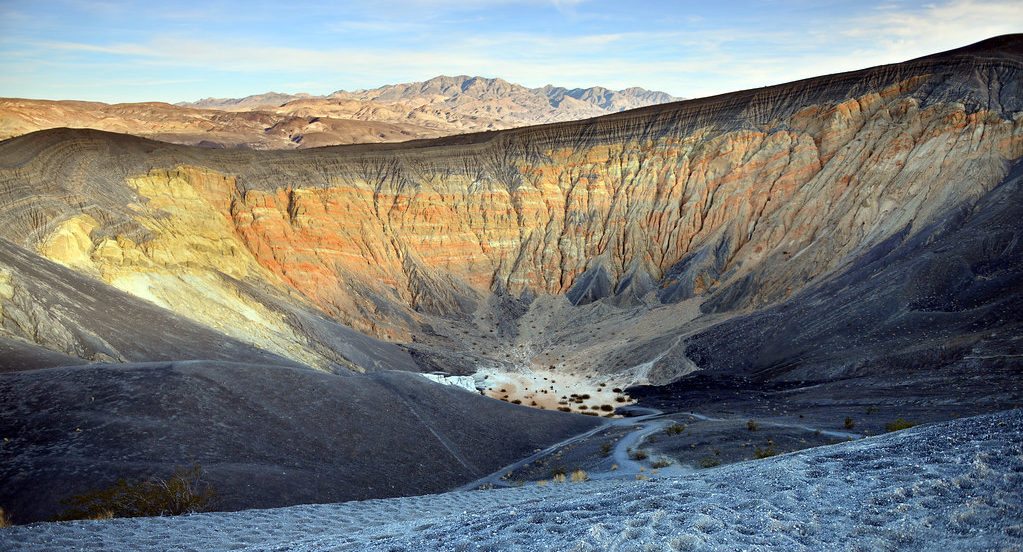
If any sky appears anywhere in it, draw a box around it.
[1,0,1021,103]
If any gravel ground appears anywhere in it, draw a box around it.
[2,409,1021,551]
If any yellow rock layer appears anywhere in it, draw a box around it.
[36,167,337,370]
[33,80,1023,348]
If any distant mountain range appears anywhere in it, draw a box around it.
[1,76,679,149]
[181,75,682,127]
[0,76,680,150]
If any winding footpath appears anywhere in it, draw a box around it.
[460,406,866,489]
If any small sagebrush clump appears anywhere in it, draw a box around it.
[665,423,685,435]
[886,417,918,432]
[570,469,588,482]
[0,507,12,527]
[55,464,217,521]
[698,457,721,468]
[844,417,856,429]
[754,444,779,459]
[747,419,758,431]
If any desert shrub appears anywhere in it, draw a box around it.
[754,445,778,459]
[747,419,758,431]
[599,442,613,457]
[885,417,918,432]
[844,417,855,430]
[599,404,614,412]
[581,411,600,416]
[665,423,685,435]
[612,388,623,393]
[651,458,672,468]
[548,466,567,477]
[55,464,217,521]
[552,473,567,483]
[558,407,572,412]
[0,507,11,527]
[698,457,721,468]
[629,449,649,461]
[615,396,627,403]
[570,469,588,482]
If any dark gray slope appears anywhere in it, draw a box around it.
[633,159,1023,409]
[0,335,80,373]
[0,238,418,373]
[0,238,308,370]
[3,409,1020,551]
[0,362,600,523]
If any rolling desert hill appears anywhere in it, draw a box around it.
[1,35,1022,525]
[0,77,680,150]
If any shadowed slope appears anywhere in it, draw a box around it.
[3,410,1020,550]
[0,363,600,523]
[0,238,308,371]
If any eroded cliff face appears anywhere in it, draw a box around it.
[1,36,1022,383]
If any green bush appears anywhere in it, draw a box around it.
[55,464,217,521]
[885,417,918,433]
[698,457,721,468]
[650,458,672,468]
[754,445,778,459]
[664,423,685,435]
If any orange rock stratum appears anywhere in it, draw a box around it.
[1,36,1022,390]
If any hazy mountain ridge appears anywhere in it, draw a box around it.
[0,76,679,150]
[186,75,681,125]
[324,75,682,125]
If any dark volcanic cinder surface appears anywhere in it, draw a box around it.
[0,363,599,523]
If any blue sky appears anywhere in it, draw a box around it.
[1,0,1021,103]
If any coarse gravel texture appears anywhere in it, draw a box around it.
[3,409,1020,551]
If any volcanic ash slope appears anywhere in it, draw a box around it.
[2,409,1020,551]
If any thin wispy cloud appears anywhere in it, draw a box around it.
[0,0,1019,102]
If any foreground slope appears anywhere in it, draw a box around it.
[4,409,1020,551]
[0,362,599,523]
